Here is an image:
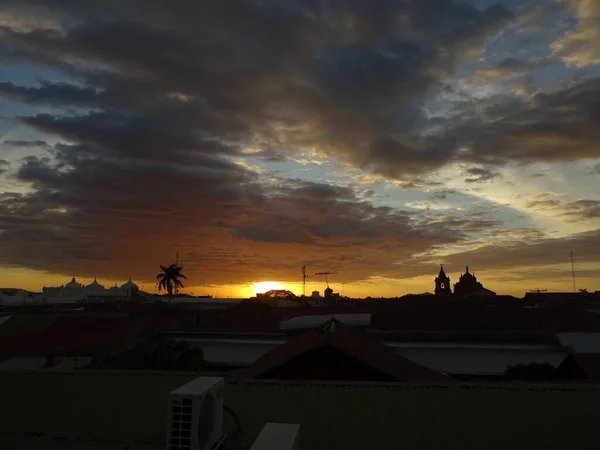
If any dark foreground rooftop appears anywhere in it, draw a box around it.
[1,371,600,450]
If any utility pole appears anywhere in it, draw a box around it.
[301,265,307,297]
[176,246,190,296]
[570,250,576,293]
[174,252,179,295]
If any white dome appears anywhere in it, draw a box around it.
[121,277,138,290]
[86,277,105,291]
[65,277,80,289]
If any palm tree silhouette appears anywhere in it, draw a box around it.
[156,264,187,303]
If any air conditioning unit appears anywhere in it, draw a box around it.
[166,376,225,450]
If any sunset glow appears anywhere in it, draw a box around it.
[254,281,286,296]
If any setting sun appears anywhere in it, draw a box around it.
[254,281,285,295]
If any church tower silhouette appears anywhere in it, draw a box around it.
[435,265,452,295]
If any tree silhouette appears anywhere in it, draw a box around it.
[92,339,205,370]
[156,264,187,302]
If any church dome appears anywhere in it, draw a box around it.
[86,277,105,291]
[461,266,475,279]
[65,277,80,289]
[121,277,138,290]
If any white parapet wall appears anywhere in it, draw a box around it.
[250,423,300,450]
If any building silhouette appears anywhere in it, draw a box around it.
[453,266,495,297]
[434,265,452,295]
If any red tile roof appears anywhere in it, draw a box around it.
[241,319,452,382]
[0,313,192,358]
[572,354,600,379]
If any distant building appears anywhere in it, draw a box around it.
[453,266,495,297]
[42,277,140,303]
[434,265,452,295]
[0,289,40,306]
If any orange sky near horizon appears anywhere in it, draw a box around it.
[2,266,597,299]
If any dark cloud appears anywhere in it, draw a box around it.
[0,81,102,107]
[471,57,532,82]
[464,167,500,183]
[3,140,50,149]
[527,198,561,209]
[430,189,457,201]
[527,197,600,221]
[453,77,600,164]
[247,148,289,163]
[561,200,600,220]
[19,111,239,167]
[0,151,477,284]
[439,228,600,273]
[383,227,600,282]
[0,0,517,178]
[482,228,545,241]
[0,159,9,175]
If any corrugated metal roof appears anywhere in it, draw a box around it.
[2,372,600,450]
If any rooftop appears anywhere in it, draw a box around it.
[1,371,600,450]
[0,313,193,358]
[241,319,452,382]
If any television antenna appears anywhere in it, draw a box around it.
[301,265,309,296]
[314,271,337,288]
[173,246,190,295]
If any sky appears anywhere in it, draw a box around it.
[0,0,599,298]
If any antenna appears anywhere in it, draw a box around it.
[529,288,548,294]
[570,250,576,293]
[314,271,337,288]
[301,265,308,296]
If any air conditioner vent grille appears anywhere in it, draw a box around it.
[169,399,193,450]
[167,376,224,450]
